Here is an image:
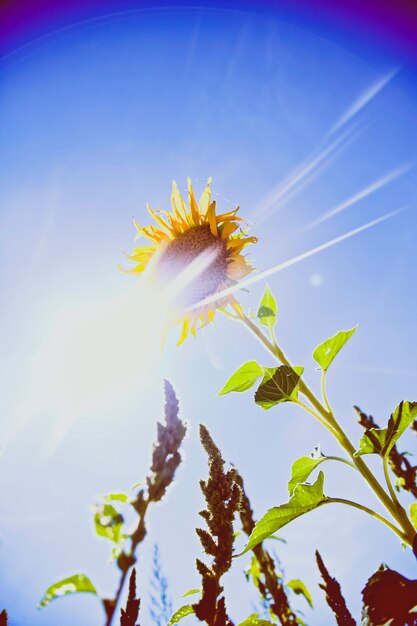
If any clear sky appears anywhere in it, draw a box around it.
[1,5,417,626]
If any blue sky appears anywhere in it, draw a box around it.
[1,5,417,625]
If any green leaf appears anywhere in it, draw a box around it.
[239,473,326,555]
[39,574,97,608]
[355,401,417,458]
[238,615,276,626]
[103,493,129,503]
[410,503,417,529]
[168,605,195,624]
[287,579,313,608]
[93,503,124,543]
[218,361,264,395]
[313,327,357,371]
[288,455,327,495]
[245,556,262,588]
[395,476,406,491]
[257,285,277,330]
[255,365,303,409]
[181,588,200,598]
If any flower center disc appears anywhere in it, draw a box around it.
[155,225,229,306]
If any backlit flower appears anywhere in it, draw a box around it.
[126,178,257,344]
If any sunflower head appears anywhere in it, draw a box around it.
[126,178,257,344]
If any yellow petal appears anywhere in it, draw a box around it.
[206,201,218,236]
[177,318,190,346]
[230,297,244,318]
[227,260,252,280]
[128,245,156,262]
[133,222,160,244]
[171,181,189,225]
[198,177,212,215]
[126,263,147,274]
[167,215,185,233]
[219,222,238,239]
[199,309,215,328]
[147,203,176,235]
[216,207,242,222]
[226,239,246,252]
[226,236,257,253]
[188,177,201,225]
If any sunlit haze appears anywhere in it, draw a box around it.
[1,5,417,625]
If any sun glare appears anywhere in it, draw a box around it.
[9,285,172,453]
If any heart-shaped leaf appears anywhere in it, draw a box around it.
[355,401,417,458]
[257,285,277,330]
[255,365,303,410]
[239,473,327,554]
[313,327,357,371]
[218,361,264,395]
[288,455,327,495]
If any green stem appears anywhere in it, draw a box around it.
[325,456,358,472]
[383,456,414,535]
[256,318,332,422]
[383,456,400,507]
[327,497,407,542]
[321,371,332,414]
[331,427,415,542]
[294,399,340,439]
[240,314,416,545]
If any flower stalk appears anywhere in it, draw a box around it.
[104,380,187,626]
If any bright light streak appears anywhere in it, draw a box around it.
[251,125,361,223]
[329,67,400,135]
[6,285,172,454]
[13,244,226,453]
[167,246,220,299]
[189,208,405,312]
[307,163,413,229]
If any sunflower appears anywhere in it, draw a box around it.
[126,178,257,344]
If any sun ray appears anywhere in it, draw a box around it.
[250,124,362,223]
[306,163,413,229]
[166,246,222,299]
[188,208,407,312]
[329,67,401,135]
